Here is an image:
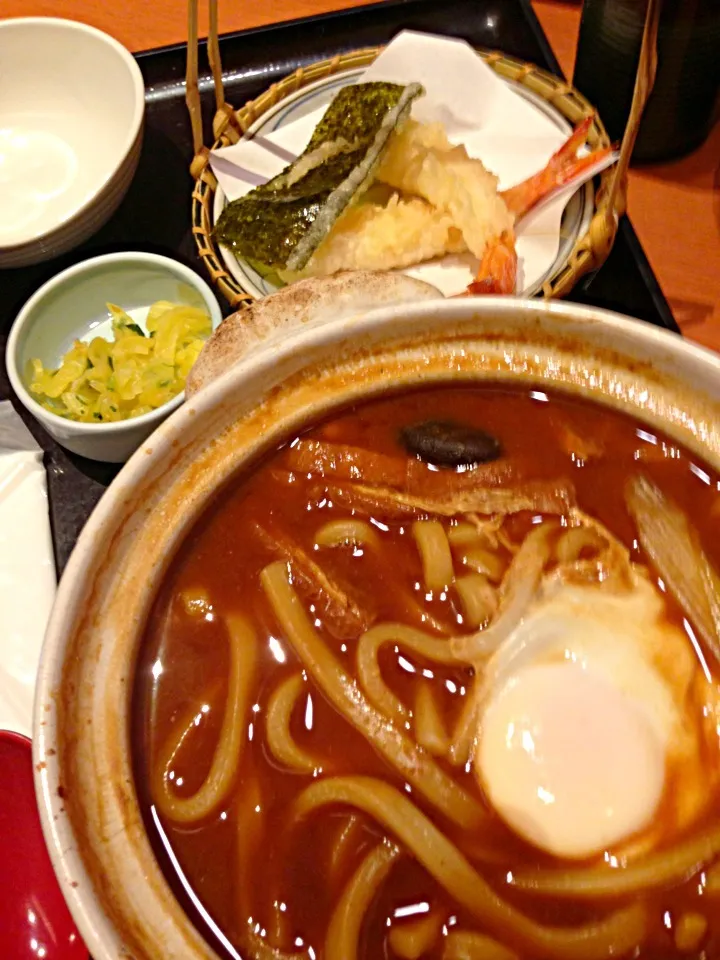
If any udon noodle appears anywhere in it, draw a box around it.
[134,384,720,960]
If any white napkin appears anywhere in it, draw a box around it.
[0,402,56,739]
[210,30,617,296]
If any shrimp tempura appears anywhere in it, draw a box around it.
[376,120,515,261]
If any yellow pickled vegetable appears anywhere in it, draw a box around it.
[29,300,212,423]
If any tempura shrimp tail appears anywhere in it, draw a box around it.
[461,119,613,296]
[500,116,614,219]
[463,231,518,296]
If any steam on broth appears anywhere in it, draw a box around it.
[133,384,720,960]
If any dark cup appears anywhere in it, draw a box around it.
[573,0,720,163]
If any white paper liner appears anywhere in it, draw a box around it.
[0,402,56,738]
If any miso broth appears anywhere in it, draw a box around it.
[133,385,720,960]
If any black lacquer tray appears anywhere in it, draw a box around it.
[0,0,678,574]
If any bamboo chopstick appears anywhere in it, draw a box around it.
[605,0,662,225]
[207,0,226,115]
[186,0,203,159]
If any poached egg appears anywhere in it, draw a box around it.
[475,573,709,860]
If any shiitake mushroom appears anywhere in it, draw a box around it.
[399,419,502,467]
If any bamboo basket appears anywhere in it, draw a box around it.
[185,1,659,310]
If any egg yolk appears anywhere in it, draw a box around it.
[476,662,666,860]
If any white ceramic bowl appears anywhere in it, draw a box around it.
[32,295,720,960]
[0,18,145,268]
[6,252,223,463]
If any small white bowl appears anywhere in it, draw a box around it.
[0,18,145,268]
[6,252,223,463]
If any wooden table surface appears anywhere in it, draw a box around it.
[6,0,720,350]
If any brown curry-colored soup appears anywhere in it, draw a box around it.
[133,384,720,960]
